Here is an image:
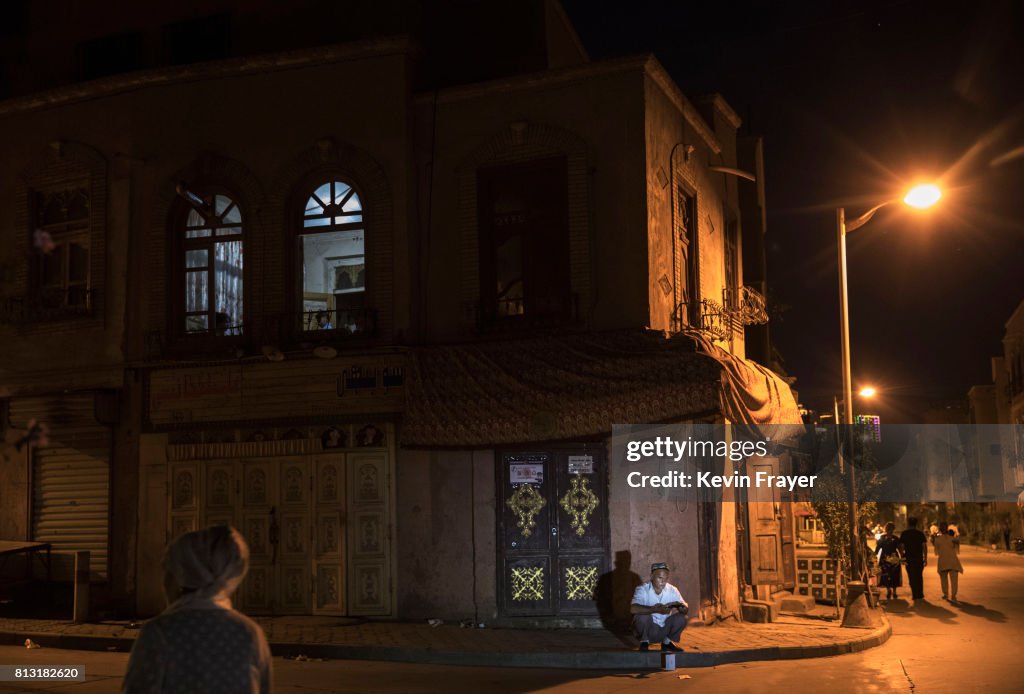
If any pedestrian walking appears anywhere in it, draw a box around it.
[123,525,273,693]
[899,517,928,600]
[874,522,904,600]
[934,521,964,603]
[1003,519,1012,551]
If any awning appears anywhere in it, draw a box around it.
[404,330,799,448]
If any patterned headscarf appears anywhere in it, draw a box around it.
[164,525,249,611]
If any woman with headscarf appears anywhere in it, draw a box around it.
[934,521,964,603]
[123,525,272,693]
[874,521,904,600]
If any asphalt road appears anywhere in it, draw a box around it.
[0,545,1020,693]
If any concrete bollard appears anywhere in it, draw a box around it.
[73,551,90,623]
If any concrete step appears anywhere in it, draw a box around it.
[778,593,817,614]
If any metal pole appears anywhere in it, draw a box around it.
[837,208,858,580]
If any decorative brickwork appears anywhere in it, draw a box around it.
[147,152,264,340]
[264,138,394,339]
[11,141,108,333]
[457,122,591,326]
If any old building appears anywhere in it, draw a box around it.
[0,1,796,625]
[968,300,1024,498]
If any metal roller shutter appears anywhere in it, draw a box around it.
[10,395,111,581]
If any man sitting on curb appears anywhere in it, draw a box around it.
[630,562,688,652]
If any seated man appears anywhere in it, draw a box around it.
[631,562,688,652]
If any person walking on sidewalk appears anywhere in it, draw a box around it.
[631,562,688,652]
[123,525,272,694]
[874,522,904,600]
[899,517,928,601]
[934,521,964,603]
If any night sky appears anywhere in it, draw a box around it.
[563,0,1024,421]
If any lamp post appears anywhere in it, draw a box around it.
[836,184,940,582]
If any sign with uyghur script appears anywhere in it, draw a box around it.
[149,366,243,419]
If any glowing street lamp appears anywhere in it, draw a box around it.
[858,386,877,398]
[836,184,940,588]
[903,184,942,209]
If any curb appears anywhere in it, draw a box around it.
[0,618,892,671]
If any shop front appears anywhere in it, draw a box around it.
[138,354,403,617]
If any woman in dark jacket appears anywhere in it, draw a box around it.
[874,522,904,600]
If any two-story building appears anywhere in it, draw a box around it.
[0,0,797,626]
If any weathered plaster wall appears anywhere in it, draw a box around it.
[396,448,496,620]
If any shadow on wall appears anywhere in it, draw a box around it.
[595,550,641,633]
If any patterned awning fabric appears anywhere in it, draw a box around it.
[403,330,796,448]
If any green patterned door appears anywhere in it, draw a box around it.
[499,449,607,617]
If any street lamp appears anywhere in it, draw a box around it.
[836,185,940,584]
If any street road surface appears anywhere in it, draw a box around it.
[0,546,1020,693]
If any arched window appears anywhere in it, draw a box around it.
[179,191,244,335]
[299,180,365,333]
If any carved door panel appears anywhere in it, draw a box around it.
[553,451,607,615]
[169,463,200,541]
[204,461,236,528]
[499,452,554,616]
[313,454,346,615]
[747,456,782,587]
[237,460,277,613]
[346,452,391,615]
[277,459,311,614]
[499,450,608,618]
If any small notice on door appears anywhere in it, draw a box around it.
[510,463,544,485]
[568,455,594,474]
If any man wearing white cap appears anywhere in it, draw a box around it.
[630,562,688,651]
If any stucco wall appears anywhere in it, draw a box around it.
[396,448,496,621]
[643,78,746,358]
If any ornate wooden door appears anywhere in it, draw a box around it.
[346,452,392,615]
[747,456,782,587]
[276,458,312,614]
[498,449,607,617]
[237,459,276,613]
[313,454,346,614]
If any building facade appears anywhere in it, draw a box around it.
[0,1,796,624]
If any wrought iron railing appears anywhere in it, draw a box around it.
[724,285,769,326]
[675,285,769,341]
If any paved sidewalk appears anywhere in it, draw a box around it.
[0,613,890,670]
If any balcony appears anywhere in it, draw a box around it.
[674,285,769,341]
[144,307,379,361]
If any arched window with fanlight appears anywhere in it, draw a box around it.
[179,190,244,335]
[299,179,365,333]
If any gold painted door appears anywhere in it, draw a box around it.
[498,450,608,617]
